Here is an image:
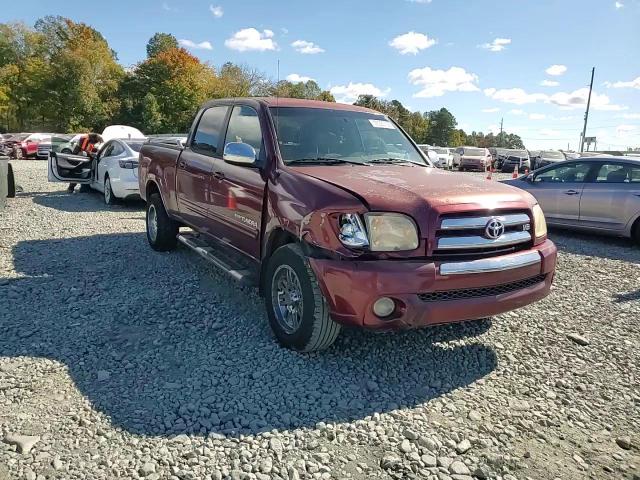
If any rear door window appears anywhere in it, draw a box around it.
[192,106,229,156]
[593,163,640,183]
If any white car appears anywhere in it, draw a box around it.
[430,147,454,169]
[48,138,146,204]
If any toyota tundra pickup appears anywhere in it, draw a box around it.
[139,98,557,352]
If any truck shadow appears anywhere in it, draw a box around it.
[2,232,497,438]
[26,189,145,213]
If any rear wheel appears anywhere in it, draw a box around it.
[265,244,341,352]
[146,193,178,251]
[632,219,640,246]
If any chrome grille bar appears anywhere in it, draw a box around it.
[436,231,531,250]
[439,250,541,275]
[440,213,530,230]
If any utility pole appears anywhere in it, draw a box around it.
[580,67,595,153]
[499,117,503,147]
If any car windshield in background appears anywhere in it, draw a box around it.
[269,107,427,166]
[541,150,564,159]
[126,141,145,152]
[434,148,449,154]
[509,150,528,157]
[463,148,486,156]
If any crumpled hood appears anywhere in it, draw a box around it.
[290,165,535,233]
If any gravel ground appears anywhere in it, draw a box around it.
[1,161,638,480]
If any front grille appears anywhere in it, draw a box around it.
[418,274,546,302]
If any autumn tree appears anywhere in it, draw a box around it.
[146,33,178,58]
[425,108,457,147]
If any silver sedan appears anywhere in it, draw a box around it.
[502,157,640,244]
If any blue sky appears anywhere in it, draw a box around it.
[3,0,640,150]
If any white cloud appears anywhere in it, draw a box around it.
[225,28,277,52]
[480,38,511,52]
[408,66,479,97]
[616,124,637,136]
[407,0,432,3]
[619,113,640,119]
[529,113,546,120]
[605,76,640,89]
[509,109,525,115]
[329,82,390,104]
[548,88,627,111]
[178,39,213,50]
[291,40,324,54]
[482,107,500,113]
[615,1,624,8]
[540,80,559,87]
[209,5,223,17]
[286,73,314,83]
[545,64,567,76]
[389,32,437,55]
[539,129,561,137]
[484,88,547,105]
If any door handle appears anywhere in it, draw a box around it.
[178,160,186,168]
[212,171,225,180]
[564,189,580,195]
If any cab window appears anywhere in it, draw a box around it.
[192,106,229,156]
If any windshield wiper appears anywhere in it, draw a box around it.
[287,157,367,166]
[367,158,420,165]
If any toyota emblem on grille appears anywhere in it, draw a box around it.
[485,218,505,239]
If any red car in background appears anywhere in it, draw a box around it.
[19,133,52,158]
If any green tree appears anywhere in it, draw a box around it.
[141,92,162,133]
[449,128,466,147]
[425,108,457,146]
[146,33,178,58]
[271,79,334,101]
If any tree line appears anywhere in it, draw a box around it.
[0,16,524,149]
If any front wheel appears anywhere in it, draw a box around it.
[104,176,116,205]
[146,193,178,251]
[265,244,341,352]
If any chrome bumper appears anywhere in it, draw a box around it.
[439,250,541,275]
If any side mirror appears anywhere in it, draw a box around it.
[525,173,534,182]
[223,142,256,166]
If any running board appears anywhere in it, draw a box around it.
[177,233,258,286]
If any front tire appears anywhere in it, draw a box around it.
[104,176,116,205]
[265,244,341,352]
[632,220,640,246]
[146,193,178,251]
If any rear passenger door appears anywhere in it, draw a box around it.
[579,162,640,232]
[211,104,267,260]
[176,105,229,233]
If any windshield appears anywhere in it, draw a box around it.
[507,150,528,157]
[434,147,449,154]
[270,107,427,166]
[463,148,486,156]
[541,150,564,159]
[126,141,144,152]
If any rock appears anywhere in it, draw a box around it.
[508,399,530,411]
[139,462,156,476]
[52,457,63,470]
[97,370,111,382]
[438,457,454,469]
[421,454,437,467]
[2,434,40,454]
[269,438,284,460]
[366,380,378,391]
[24,469,36,480]
[418,436,437,451]
[400,439,412,453]
[449,461,471,475]
[456,439,472,454]
[288,466,301,480]
[616,437,632,450]
[567,333,590,346]
[473,465,491,479]
[381,452,402,470]
[403,428,418,441]
[468,410,482,421]
[312,452,330,464]
[259,457,273,474]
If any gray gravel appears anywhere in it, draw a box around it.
[1,161,639,480]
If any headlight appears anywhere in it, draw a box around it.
[338,213,420,251]
[532,204,547,239]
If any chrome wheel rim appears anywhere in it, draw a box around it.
[271,265,304,334]
[147,204,158,242]
[105,179,111,203]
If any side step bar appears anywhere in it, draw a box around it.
[177,233,258,286]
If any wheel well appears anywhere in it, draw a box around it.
[146,181,160,200]
[259,228,297,295]
[632,216,640,238]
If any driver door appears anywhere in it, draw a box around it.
[48,150,94,184]
[528,161,594,224]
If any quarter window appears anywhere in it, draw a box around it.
[534,162,591,183]
[193,106,229,155]
[110,142,125,156]
[593,163,640,183]
[224,106,263,156]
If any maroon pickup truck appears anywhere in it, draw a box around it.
[139,98,557,352]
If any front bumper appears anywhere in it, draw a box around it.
[460,159,487,170]
[309,240,557,329]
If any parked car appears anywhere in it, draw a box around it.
[491,148,510,169]
[500,149,531,173]
[36,134,74,160]
[531,150,565,170]
[1,133,31,158]
[502,157,640,243]
[19,133,53,158]
[105,97,559,352]
[430,147,454,169]
[562,151,580,160]
[48,137,146,204]
[454,146,492,171]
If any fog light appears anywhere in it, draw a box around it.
[373,297,395,318]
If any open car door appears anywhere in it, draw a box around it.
[48,152,94,184]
